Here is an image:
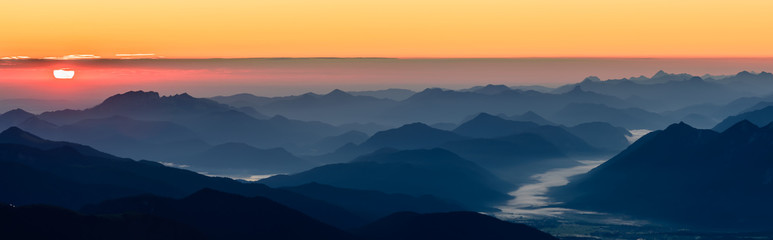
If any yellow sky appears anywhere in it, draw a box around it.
[2,0,772,58]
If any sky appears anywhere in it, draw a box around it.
[2,0,773,58]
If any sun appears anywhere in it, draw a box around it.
[53,68,75,79]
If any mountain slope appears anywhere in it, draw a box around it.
[0,204,207,240]
[82,189,355,240]
[262,149,513,210]
[352,212,558,240]
[713,105,773,132]
[0,127,365,228]
[360,123,467,150]
[177,142,315,175]
[282,182,463,221]
[556,121,773,230]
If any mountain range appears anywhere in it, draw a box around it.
[555,121,773,230]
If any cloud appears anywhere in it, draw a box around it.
[62,54,101,60]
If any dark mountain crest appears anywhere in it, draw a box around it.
[182,187,240,202]
[0,126,121,160]
[18,116,58,128]
[397,122,435,130]
[582,76,601,83]
[566,85,585,94]
[664,121,698,133]
[652,70,669,78]
[474,84,513,95]
[1,108,34,118]
[352,147,400,161]
[719,120,764,140]
[99,90,161,105]
[0,126,46,143]
[519,110,543,119]
[325,89,352,98]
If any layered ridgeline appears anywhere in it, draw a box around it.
[0,126,559,240]
[0,91,358,174]
[555,120,773,230]
[262,148,514,211]
[0,126,368,228]
[213,84,631,126]
[31,91,349,153]
[552,71,773,112]
[210,71,773,129]
[312,113,630,184]
[713,105,773,132]
[0,126,482,228]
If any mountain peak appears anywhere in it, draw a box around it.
[736,70,754,77]
[521,111,541,118]
[474,84,512,95]
[168,92,195,99]
[472,112,498,120]
[663,121,697,133]
[0,126,46,144]
[582,76,601,83]
[0,108,35,123]
[324,89,353,98]
[2,108,33,117]
[567,85,584,94]
[652,70,669,78]
[399,122,433,130]
[721,119,759,135]
[99,91,161,107]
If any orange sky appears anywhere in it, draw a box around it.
[2,0,772,58]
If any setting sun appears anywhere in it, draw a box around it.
[53,68,75,79]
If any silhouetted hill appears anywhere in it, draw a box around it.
[177,142,315,175]
[82,189,355,240]
[716,71,773,96]
[0,108,35,130]
[308,130,369,154]
[463,84,515,95]
[222,89,399,125]
[528,125,600,155]
[565,122,632,151]
[384,86,629,125]
[210,93,275,108]
[39,91,261,125]
[441,133,565,167]
[505,111,556,125]
[552,103,668,129]
[348,88,417,101]
[183,111,344,153]
[440,133,571,184]
[0,126,118,159]
[361,123,467,150]
[0,204,207,240]
[352,211,558,240]
[714,105,773,132]
[262,149,513,210]
[453,114,599,155]
[24,115,205,161]
[282,182,463,221]
[556,121,773,230]
[453,113,540,138]
[553,72,743,112]
[0,127,366,228]
[30,92,346,154]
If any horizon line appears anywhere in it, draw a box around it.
[6,56,773,61]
